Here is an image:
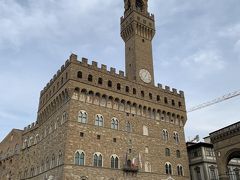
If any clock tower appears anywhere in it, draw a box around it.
[121,0,155,85]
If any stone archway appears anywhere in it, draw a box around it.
[210,121,240,180]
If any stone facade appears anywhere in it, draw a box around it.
[0,0,190,180]
[187,138,240,180]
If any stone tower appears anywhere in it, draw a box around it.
[121,0,155,85]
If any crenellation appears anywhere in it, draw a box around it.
[110,67,116,74]
[82,57,88,65]
[119,70,125,77]
[157,83,163,89]
[172,88,178,94]
[165,86,170,91]
[92,61,98,68]
[179,91,185,97]
[101,64,107,71]
[69,53,77,62]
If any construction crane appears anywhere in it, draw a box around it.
[187,90,240,113]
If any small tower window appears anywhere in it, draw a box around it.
[88,74,93,82]
[108,80,112,87]
[133,88,136,95]
[126,86,129,93]
[141,91,145,97]
[136,0,144,11]
[117,83,121,90]
[77,71,82,78]
[98,78,103,85]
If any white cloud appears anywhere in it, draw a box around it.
[181,50,225,79]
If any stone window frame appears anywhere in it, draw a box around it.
[78,110,88,124]
[173,131,180,144]
[110,154,119,169]
[93,152,103,167]
[145,161,151,172]
[165,162,172,175]
[95,114,104,127]
[74,150,85,166]
[111,117,119,130]
[143,125,149,136]
[162,129,169,142]
[177,164,184,176]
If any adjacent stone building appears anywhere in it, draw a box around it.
[0,0,190,179]
[187,136,240,180]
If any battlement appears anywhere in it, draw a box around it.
[23,121,38,133]
[40,54,185,100]
[121,10,154,23]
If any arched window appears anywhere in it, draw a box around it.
[141,91,144,97]
[145,162,151,172]
[172,99,175,106]
[164,97,168,104]
[108,80,112,87]
[77,71,82,78]
[93,153,103,167]
[143,125,149,136]
[75,151,85,166]
[157,95,160,101]
[88,74,93,82]
[165,162,172,175]
[111,155,119,169]
[165,148,170,156]
[176,150,181,158]
[126,86,129,93]
[98,77,103,85]
[126,121,132,132]
[117,83,121,90]
[149,93,152,99]
[133,88,136,94]
[95,114,104,127]
[136,0,144,11]
[111,118,119,130]
[177,165,184,176]
[78,110,88,123]
[173,132,179,144]
[162,129,169,141]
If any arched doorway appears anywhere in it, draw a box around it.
[226,151,240,180]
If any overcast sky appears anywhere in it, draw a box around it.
[0,0,240,142]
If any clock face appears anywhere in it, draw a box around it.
[139,69,152,83]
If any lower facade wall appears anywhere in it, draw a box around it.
[63,165,189,180]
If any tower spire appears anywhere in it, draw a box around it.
[121,0,155,85]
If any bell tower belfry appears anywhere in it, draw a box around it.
[121,0,155,85]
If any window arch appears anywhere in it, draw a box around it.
[77,71,82,78]
[75,150,85,166]
[165,148,170,156]
[176,150,181,158]
[117,83,121,90]
[165,162,172,175]
[173,131,179,144]
[93,152,103,167]
[88,74,93,82]
[95,114,104,127]
[111,118,119,130]
[78,110,88,123]
[98,77,103,85]
[162,129,169,141]
[110,154,119,169]
[108,80,112,87]
[177,165,184,176]
[145,161,151,172]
